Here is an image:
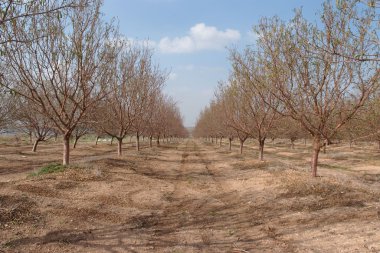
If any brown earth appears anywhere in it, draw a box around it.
[0,138,380,252]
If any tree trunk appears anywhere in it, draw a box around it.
[258,139,265,161]
[291,139,295,149]
[211,137,214,144]
[229,138,232,151]
[29,131,33,144]
[239,139,244,154]
[349,139,353,148]
[95,136,100,145]
[32,139,40,152]
[149,136,153,148]
[219,137,222,147]
[111,136,114,145]
[117,138,123,156]
[63,134,70,166]
[73,136,79,149]
[136,132,140,151]
[304,138,307,146]
[157,136,160,146]
[311,136,321,177]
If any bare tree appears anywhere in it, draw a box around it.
[0,90,15,133]
[216,83,252,155]
[229,50,280,161]
[131,51,167,151]
[256,3,379,176]
[2,0,115,165]
[334,0,379,61]
[95,42,162,156]
[14,97,55,152]
[0,0,88,47]
[72,122,90,148]
[276,117,308,149]
[361,95,380,149]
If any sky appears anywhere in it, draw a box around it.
[102,0,325,127]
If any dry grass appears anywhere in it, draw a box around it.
[0,195,41,226]
[279,171,379,211]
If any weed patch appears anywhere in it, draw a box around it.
[30,163,66,176]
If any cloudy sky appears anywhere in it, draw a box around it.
[102,0,325,127]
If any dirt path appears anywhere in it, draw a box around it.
[1,139,380,252]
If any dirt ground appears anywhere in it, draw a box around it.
[1,138,380,252]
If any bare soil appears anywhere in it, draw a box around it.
[0,138,379,252]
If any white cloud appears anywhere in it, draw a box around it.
[159,23,241,53]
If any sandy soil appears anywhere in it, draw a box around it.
[1,138,380,252]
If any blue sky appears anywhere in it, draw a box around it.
[102,0,325,127]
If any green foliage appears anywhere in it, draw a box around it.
[30,163,66,176]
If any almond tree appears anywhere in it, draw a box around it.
[94,43,161,156]
[2,0,115,165]
[131,53,167,151]
[361,95,380,149]
[215,83,251,154]
[334,0,379,62]
[194,98,236,150]
[144,92,165,148]
[154,96,186,145]
[276,117,308,149]
[0,90,15,133]
[229,51,280,161]
[0,0,80,45]
[256,2,379,176]
[14,97,55,152]
[72,122,90,148]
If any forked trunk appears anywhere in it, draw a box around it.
[239,139,244,154]
[63,133,70,166]
[322,139,327,154]
[117,138,123,156]
[229,138,232,151]
[73,137,79,149]
[311,136,321,177]
[258,138,265,161]
[32,139,40,152]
